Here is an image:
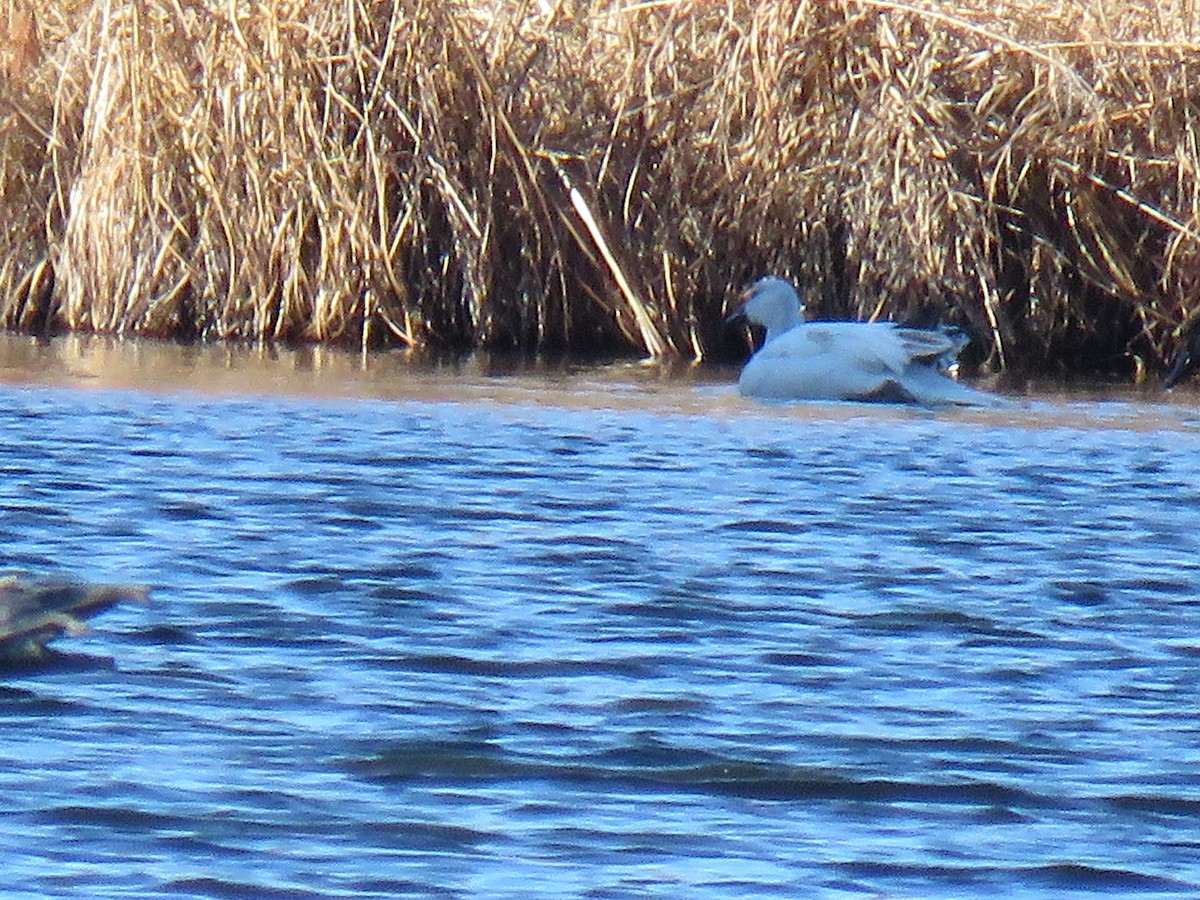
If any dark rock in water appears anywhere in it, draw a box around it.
[0,578,149,662]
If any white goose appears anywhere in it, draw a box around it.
[728,276,994,406]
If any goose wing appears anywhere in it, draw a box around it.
[738,323,903,399]
[892,326,959,363]
[801,322,925,375]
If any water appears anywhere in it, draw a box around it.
[3,335,1200,898]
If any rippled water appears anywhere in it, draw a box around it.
[3,335,1200,898]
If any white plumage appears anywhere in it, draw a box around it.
[728,276,994,406]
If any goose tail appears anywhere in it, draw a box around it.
[897,367,1006,408]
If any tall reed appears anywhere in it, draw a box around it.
[1,1,1198,376]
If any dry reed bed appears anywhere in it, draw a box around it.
[1,0,1199,376]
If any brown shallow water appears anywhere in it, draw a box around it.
[2,332,1200,899]
[2,332,1198,430]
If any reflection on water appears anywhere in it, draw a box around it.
[2,331,1197,426]
[1,333,1200,898]
[0,332,732,409]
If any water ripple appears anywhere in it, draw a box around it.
[2,380,1200,897]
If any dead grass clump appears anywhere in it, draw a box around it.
[1,0,1199,377]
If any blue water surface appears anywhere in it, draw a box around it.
[2,358,1200,899]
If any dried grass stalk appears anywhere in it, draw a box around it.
[0,0,1198,375]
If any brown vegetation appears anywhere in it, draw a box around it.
[1,1,1199,377]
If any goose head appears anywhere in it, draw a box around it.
[726,276,805,344]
